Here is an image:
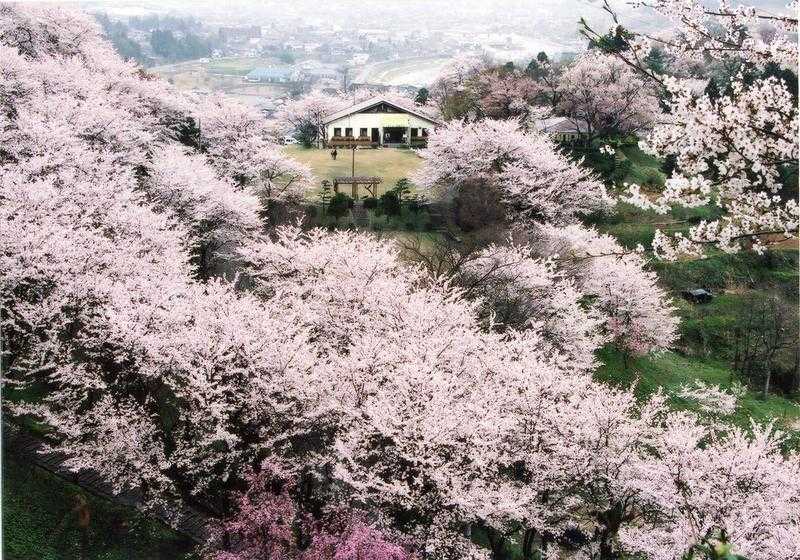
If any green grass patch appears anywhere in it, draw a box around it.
[617,143,666,189]
[204,57,281,76]
[284,146,424,198]
[653,251,799,296]
[618,143,661,168]
[595,348,800,434]
[2,451,196,560]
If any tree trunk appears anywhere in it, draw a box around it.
[763,357,772,398]
[485,527,508,560]
[522,528,543,560]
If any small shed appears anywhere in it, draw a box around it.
[682,288,714,304]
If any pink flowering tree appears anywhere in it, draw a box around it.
[620,418,800,560]
[143,145,263,276]
[534,223,679,357]
[302,516,414,560]
[556,51,660,142]
[209,464,415,560]
[275,90,353,147]
[3,7,799,560]
[476,70,539,121]
[198,95,316,205]
[458,242,606,373]
[581,0,799,258]
[413,119,612,225]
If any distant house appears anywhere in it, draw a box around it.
[245,66,296,83]
[219,25,261,43]
[534,117,590,143]
[350,52,369,65]
[298,60,340,81]
[322,96,441,148]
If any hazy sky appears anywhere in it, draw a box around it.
[14,0,795,51]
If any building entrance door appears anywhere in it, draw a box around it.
[382,126,406,144]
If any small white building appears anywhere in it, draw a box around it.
[322,96,440,148]
[534,117,590,143]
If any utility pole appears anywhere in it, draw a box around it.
[342,65,349,92]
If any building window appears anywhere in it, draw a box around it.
[359,128,368,137]
[333,127,341,137]
[410,128,418,138]
[421,128,428,137]
[345,127,353,137]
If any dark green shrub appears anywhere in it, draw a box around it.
[610,158,632,184]
[379,191,402,216]
[406,194,427,213]
[641,167,664,189]
[328,192,353,219]
[362,197,379,210]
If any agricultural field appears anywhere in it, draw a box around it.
[150,57,293,103]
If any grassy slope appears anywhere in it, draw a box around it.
[618,143,667,187]
[283,145,424,198]
[596,348,800,433]
[2,451,196,560]
[592,143,799,435]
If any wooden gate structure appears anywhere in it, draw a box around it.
[333,176,383,199]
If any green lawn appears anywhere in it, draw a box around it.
[205,57,282,76]
[618,143,667,189]
[2,451,196,560]
[284,146,423,198]
[596,348,800,436]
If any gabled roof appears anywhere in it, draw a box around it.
[534,117,590,134]
[323,96,441,126]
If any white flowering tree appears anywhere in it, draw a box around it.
[581,0,799,258]
[556,51,660,142]
[413,119,612,225]
[2,6,799,560]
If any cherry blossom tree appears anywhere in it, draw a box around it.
[143,145,263,276]
[620,419,800,560]
[428,55,490,120]
[581,0,799,257]
[556,51,660,142]
[534,223,679,356]
[413,119,612,225]
[198,95,316,204]
[3,7,798,560]
[476,69,539,121]
[303,516,415,560]
[275,90,353,147]
[458,242,606,373]
[525,54,563,109]
[208,464,416,560]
